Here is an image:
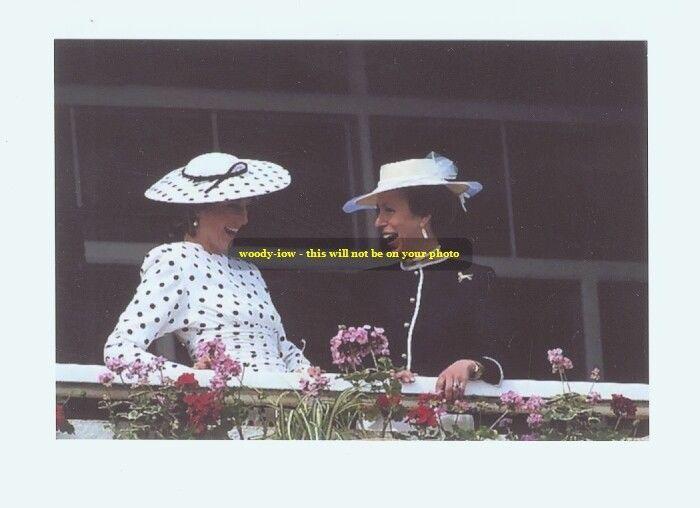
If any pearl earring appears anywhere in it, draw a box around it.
[421,227,429,239]
[192,219,199,229]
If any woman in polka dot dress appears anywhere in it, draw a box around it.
[104,152,311,378]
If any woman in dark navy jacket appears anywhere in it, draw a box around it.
[343,152,511,401]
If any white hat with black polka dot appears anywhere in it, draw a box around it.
[145,152,291,204]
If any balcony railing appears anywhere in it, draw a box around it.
[56,364,649,440]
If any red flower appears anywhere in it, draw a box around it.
[183,390,222,435]
[406,404,438,427]
[175,373,199,390]
[376,394,402,411]
[611,394,637,419]
[405,393,446,428]
[56,403,74,434]
[56,404,66,430]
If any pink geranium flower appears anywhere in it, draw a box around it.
[195,338,226,362]
[524,395,545,413]
[307,366,324,379]
[150,355,167,371]
[125,359,153,384]
[98,371,115,386]
[330,325,391,370]
[587,391,602,404]
[105,357,127,375]
[299,366,331,397]
[526,413,544,428]
[499,390,525,411]
[193,339,243,391]
[547,348,574,374]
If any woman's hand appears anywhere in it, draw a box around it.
[193,355,211,370]
[436,359,479,402]
[392,369,416,384]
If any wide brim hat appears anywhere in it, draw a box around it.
[145,152,291,204]
[342,152,483,213]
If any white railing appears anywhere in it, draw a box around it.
[56,363,649,401]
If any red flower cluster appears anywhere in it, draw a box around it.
[56,404,66,430]
[405,393,445,428]
[406,404,439,427]
[183,391,222,435]
[376,393,402,412]
[610,394,638,419]
[175,373,199,390]
[56,403,74,434]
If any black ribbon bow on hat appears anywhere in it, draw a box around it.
[182,161,249,194]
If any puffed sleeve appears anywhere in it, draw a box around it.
[278,323,312,372]
[103,245,195,379]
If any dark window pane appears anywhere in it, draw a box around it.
[55,106,76,212]
[499,278,584,380]
[365,41,645,107]
[74,107,213,241]
[599,282,648,383]
[62,264,193,366]
[217,112,353,240]
[507,123,646,261]
[263,270,351,371]
[56,106,89,363]
[57,265,138,365]
[369,116,510,256]
[56,40,349,95]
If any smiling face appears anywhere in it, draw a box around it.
[189,199,250,254]
[374,190,431,253]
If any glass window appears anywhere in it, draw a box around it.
[74,106,214,241]
[598,281,648,383]
[217,111,353,241]
[55,106,76,212]
[364,41,646,107]
[56,106,89,363]
[56,40,349,95]
[507,122,646,261]
[57,265,140,365]
[498,278,584,380]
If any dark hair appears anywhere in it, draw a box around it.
[165,199,255,243]
[167,205,202,242]
[401,186,469,251]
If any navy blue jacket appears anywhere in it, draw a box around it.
[343,259,511,383]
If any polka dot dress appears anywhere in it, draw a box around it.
[104,242,311,378]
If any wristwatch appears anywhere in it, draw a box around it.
[470,361,484,380]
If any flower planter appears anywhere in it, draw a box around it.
[440,413,475,432]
